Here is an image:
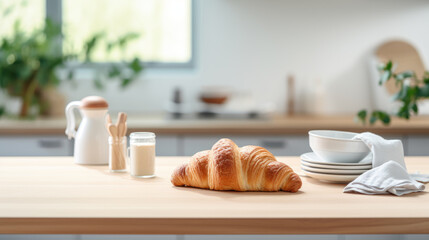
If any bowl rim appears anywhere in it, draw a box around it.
[308,130,363,143]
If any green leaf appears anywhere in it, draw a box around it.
[20,67,34,80]
[108,65,121,78]
[356,109,367,124]
[0,106,4,117]
[129,57,143,73]
[394,71,414,81]
[84,32,105,62]
[118,32,139,47]
[67,70,74,81]
[94,77,104,90]
[106,42,114,53]
[365,111,391,125]
[423,72,429,84]
[384,61,393,71]
[397,105,411,119]
[407,86,418,101]
[392,85,409,101]
[418,84,429,98]
[376,111,391,125]
[379,71,391,85]
[121,78,132,88]
[412,103,418,114]
[369,113,377,125]
[49,72,60,85]
[378,61,394,85]
[2,5,14,17]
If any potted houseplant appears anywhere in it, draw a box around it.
[0,10,143,118]
[357,61,429,125]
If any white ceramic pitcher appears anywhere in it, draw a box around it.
[65,96,109,165]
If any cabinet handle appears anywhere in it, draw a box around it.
[260,140,286,149]
[38,139,63,148]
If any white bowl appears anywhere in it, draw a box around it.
[308,130,370,163]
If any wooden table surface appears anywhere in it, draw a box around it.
[0,156,428,234]
[2,114,429,135]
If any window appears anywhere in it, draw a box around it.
[1,0,193,67]
[0,1,45,38]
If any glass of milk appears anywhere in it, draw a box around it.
[129,132,156,178]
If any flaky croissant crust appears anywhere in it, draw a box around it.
[171,138,302,192]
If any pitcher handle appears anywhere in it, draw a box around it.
[65,101,81,139]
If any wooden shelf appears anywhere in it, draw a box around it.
[1,114,429,135]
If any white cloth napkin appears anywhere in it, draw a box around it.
[344,132,427,196]
[344,161,425,196]
[409,173,429,183]
[355,132,406,168]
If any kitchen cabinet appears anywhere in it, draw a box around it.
[156,135,180,156]
[0,135,179,157]
[0,235,78,240]
[404,135,429,156]
[343,235,401,240]
[0,134,312,157]
[183,235,410,240]
[0,136,73,156]
[183,235,337,240]
[0,134,417,157]
[0,235,176,240]
[80,235,176,240]
[182,135,311,156]
[401,235,429,240]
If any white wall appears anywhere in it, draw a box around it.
[60,0,429,115]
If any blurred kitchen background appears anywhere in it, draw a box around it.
[2,1,429,240]
[1,0,429,158]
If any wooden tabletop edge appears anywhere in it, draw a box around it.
[0,217,428,234]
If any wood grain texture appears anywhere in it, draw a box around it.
[2,114,429,135]
[0,156,428,234]
[1,218,429,234]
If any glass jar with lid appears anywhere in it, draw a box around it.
[129,132,156,178]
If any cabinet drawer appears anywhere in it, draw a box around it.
[182,135,311,156]
[0,136,73,156]
[405,135,429,156]
[156,135,179,156]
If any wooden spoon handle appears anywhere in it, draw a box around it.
[108,124,118,139]
[117,112,127,137]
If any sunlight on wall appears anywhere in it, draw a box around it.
[0,0,45,38]
[62,0,192,63]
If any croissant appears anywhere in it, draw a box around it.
[171,138,302,192]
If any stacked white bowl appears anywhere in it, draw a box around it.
[301,130,372,182]
[309,130,370,163]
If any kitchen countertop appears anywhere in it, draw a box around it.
[0,156,428,234]
[1,114,429,135]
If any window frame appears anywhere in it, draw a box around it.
[45,0,195,69]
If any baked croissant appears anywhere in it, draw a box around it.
[171,138,302,192]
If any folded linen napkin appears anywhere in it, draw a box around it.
[344,161,425,196]
[344,132,427,196]
[409,173,429,183]
[354,132,406,168]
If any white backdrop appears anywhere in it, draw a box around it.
[59,0,429,115]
